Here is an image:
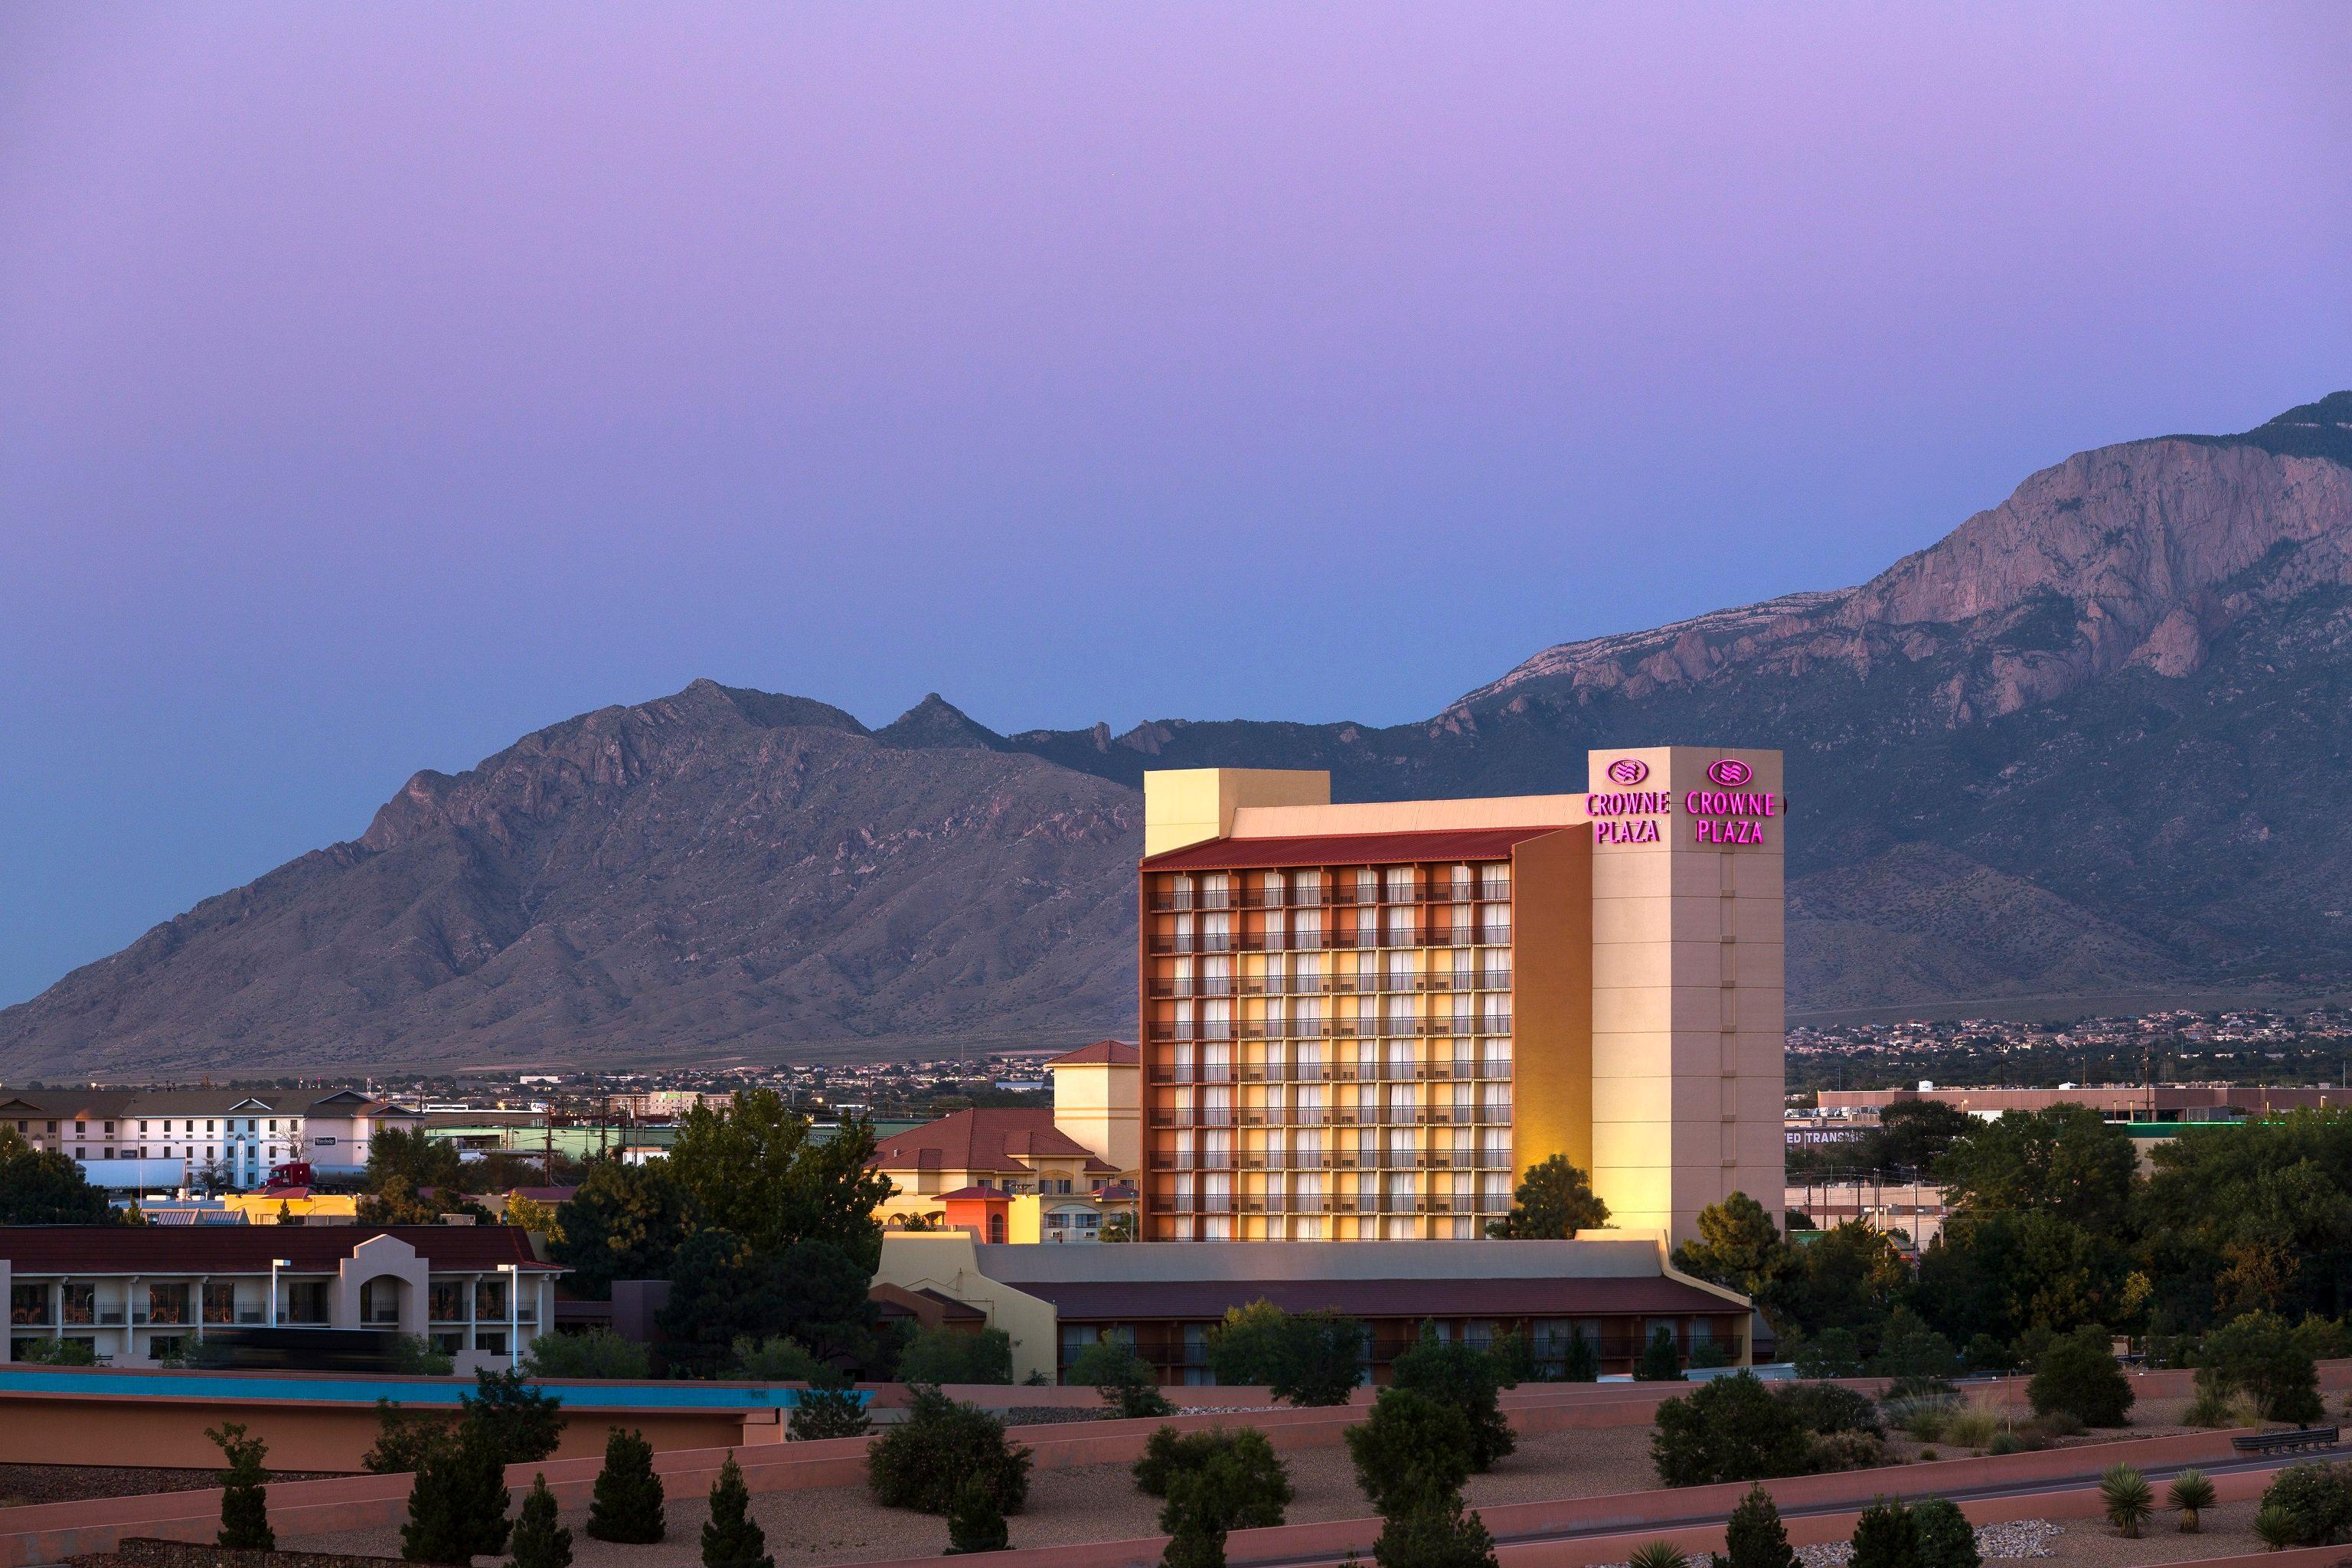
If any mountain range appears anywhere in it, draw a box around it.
[5,394,2350,1076]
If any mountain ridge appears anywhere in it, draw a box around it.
[4,395,2349,1074]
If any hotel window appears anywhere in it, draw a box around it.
[1449,906,1473,946]
[1172,1174,1194,1210]
[1481,1040,1511,1080]
[1481,952,1511,988]
[1294,998,1323,1039]
[1480,995,1511,1033]
[1356,1171,1380,1210]
[1383,1172,1416,1212]
[1295,1042,1326,1083]
[1352,907,1377,948]
[1383,865,1416,902]
[1478,862,1510,899]
[1204,1173,1232,1213]
[1295,1126,1325,1166]
[1292,909,1322,950]
[1383,1039,1414,1082]
[1296,1084,1327,1124]
[1202,1130,1231,1168]
[1480,1129,1511,1167]
[1262,1126,1286,1168]
[1168,874,1194,910]
[1259,871,1284,907]
[1481,1171,1511,1210]
[1290,869,1321,906]
[204,1282,237,1324]
[1203,1086,1232,1128]
[1352,868,1377,903]
[138,1121,149,1134]
[1382,906,1416,948]
[1203,913,1232,952]
[1480,1084,1513,1124]
[1295,1172,1325,1210]
[1386,1128,1415,1171]
[1479,904,1511,944]
[1203,1040,1231,1082]
[1171,913,1196,953]
[1200,874,1231,910]
[1384,949,1413,991]
[1204,1001,1233,1042]
[1446,864,1473,899]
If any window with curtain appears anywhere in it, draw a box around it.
[1383,906,1416,947]
[1384,865,1416,900]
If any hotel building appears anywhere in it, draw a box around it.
[1136,748,1785,1244]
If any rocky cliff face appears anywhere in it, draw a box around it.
[3,397,2347,1073]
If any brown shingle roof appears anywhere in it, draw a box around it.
[0,1226,560,1274]
[868,1109,1116,1177]
[1141,826,1564,871]
[1021,1276,1738,1321]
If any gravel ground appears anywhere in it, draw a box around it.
[0,1466,341,1510]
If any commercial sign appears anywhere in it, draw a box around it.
[1589,757,1779,845]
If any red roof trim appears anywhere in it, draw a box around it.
[1141,826,1567,871]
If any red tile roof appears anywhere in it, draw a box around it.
[1047,1040,1138,1067]
[868,1109,1117,1177]
[0,1226,560,1274]
[1141,826,1567,871]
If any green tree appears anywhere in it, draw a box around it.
[586,1427,666,1544]
[1205,1301,1366,1406]
[523,1328,651,1380]
[1635,1327,1683,1382]
[2135,1112,2352,1329]
[1718,1485,1796,1568]
[1788,1328,1864,1379]
[1390,1327,1514,1472]
[2259,1463,2352,1548]
[733,1334,824,1380]
[2198,1310,2325,1424]
[946,1475,1010,1556]
[2027,1326,2133,1427]
[787,1386,871,1441]
[1915,1211,2136,1348]
[1346,1389,1475,1516]
[506,1194,564,1240]
[1860,1102,1978,1178]
[0,1140,116,1224]
[1848,1499,1919,1568]
[1911,1498,1979,1568]
[667,1091,893,1271]
[1650,1372,1811,1487]
[464,1367,566,1465]
[867,1386,1032,1516]
[511,1475,573,1568]
[1560,1327,1599,1382]
[208,1422,275,1551]
[13,1336,100,1365]
[896,1325,1014,1385]
[1371,1492,1498,1568]
[364,1400,457,1475]
[1072,1337,1173,1418]
[1673,1193,1792,1306]
[1770,1223,1910,1350]
[361,1128,486,1227]
[1485,1155,1609,1239]
[400,1422,513,1565]
[1100,1213,1138,1243]
[1934,1106,2135,1230]
[550,1161,697,1302]
[658,1229,879,1376]
[701,1453,773,1568]
[1152,1431,1292,1568]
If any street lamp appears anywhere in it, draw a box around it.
[498,1263,521,1370]
[269,1258,291,1328]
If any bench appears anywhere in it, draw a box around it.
[2233,1426,2341,1455]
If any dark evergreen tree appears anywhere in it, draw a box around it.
[1635,1327,1683,1382]
[586,1427,667,1544]
[1560,1328,1599,1383]
[789,1386,874,1440]
[867,1386,1033,1515]
[1370,1494,1499,1568]
[208,1422,276,1552]
[511,1475,574,1568]
[701,1453,773,1568]
[1714,1485,1795,1568]
[1344,1390,1475,1517]
[1390,1327,1514,1472]
[945,1475,1011,1557]
[1912,1498,1981,1568]
[465,1367,567,1464]
[400,1424,513,1566]
[1849,1500,1921,1568]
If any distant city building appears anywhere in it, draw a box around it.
[1136,751,1785,1243]
[1817,1083,2352,1122]
[0,1088,420,1192]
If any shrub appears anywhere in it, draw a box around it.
[1071,1338,1174,1419]
[1772,1382,1882,1438]
[701,1453,772,1568]
[2257,1504,2299,1551]
[2169,1469,2216,1534]
[364,1401,458,1475]
[524,1328,651,1380]
[586,1427,666,1544]
[2101,1463,2154,1537]
[1346,1389,1475,1515]
[390,1336,455,1377]
[465,1367,567,1465]
[733,1334,825,1381]
[1848,1499,1919,1568]
[1870,1319,1961,1383]
[2027,1328,2132,1427]
[1560,1328,1599,1383]
[1885,1394,1957,1443]
[1635,1327,1684,1382]
[946,1475,1009,1557]
[1940,1406,2000,1449]
[1911,1499,1978,1568]
[788,1386,871,1441]
[2202,1312,2326,1426]
[1625,1543,1687,1568]
[2258,1463,2352,1548]
[1372,1494,1499,1568]
[13,1337,100,1366]
[1158,1439,1292,1568]
[1985,1432,2025,1458]
[1791,1328,1864,1380]
[867,1386,1032,1516]
[2182,1371,2239,1429]
[1391,1327,1514,1472]
[1133,1426,1291,1527]
[1651,1373,1811,1487]
[1805,1431,1886,1473]
[1960,1334,2015,1374]
[400,1423,513,1565]
[207,1422,274,1552]
[897,1325,1015,1386]
[2019,1410,2082,1443]
[1207,1302,1367,1407]
[511,1475,573,1568]
[1719,1485,1796,1568]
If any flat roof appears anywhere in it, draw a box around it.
[1142,826,1566,872]
[0,1226,559,1274]
[1021,1276,1739,1321]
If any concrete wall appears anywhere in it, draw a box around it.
[873,1233,1059,1383]
[1143,769,1332,858]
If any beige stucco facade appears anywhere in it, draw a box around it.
[1044,1054,1139,1176]
[872,1232,1060,1383]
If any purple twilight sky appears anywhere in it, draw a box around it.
[2,4,2349,1008]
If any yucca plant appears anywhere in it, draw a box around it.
[2168,1469,2216,1534]
[2101,1463,2154,1538]
[1627,1540,1689,1568]
[2257,1504,2299,1551]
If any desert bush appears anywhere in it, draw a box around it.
[2257,1463,2352,1548]
[2201,1312,2326,1425]
[1635,1327,1684,1382]
[523,1328,650,1380]
[2170,1469,2216,1534]
[2101,1464,2154,1537]
[1912,1498,1981,1568]
[1133,1426,1291,1528]
[1158,1438,1294,1568]
[1719,1485,1796,1568]
[732,1334,825,1381]
[1940,1406,2001,1449]
[1848,1499,1919,1568]
[896,1325,1015,1386]
[867,1386,1032,1516]
[1371,1494,1499,1568]
[1071,1337,1174,1419]
[1207,1301,1367,1407]
[2257,1504,2299,1551]
[1805,1431,1886,1473]
[1772,1382,1882,1438]
[1651,1373,1811,1487]
[1348,1389,1475,1514]
[2027,1328,2132,1427]
[1391,1327,1515,1472]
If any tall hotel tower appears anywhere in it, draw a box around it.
[1137,749,1785,1244]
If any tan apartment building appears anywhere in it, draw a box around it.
[1137,748,1785,1244]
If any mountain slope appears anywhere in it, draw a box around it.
[3,396,2348,1073]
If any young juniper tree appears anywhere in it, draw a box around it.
[867,1386,1033,1516]
[946,1475,1011,1557]
[787,1384,873,1440]
[207,1422,276,1552]
[465,1367,567,1465]
[1071,1336,1175,1419]
[1635,1327,1684,1383]
[1205,1302,1367,1407]
[586,1427,667,1544]
[1390,1326,1514,1472]
[1716,1485,1795,1568]
[510,1475,574,1568]
[1910,1498,1981,1568]
[1847,1500,1920,1568]
[400,1423,514,1566]
[701,1453,773,1568]
[1560,1328,1599,1383]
